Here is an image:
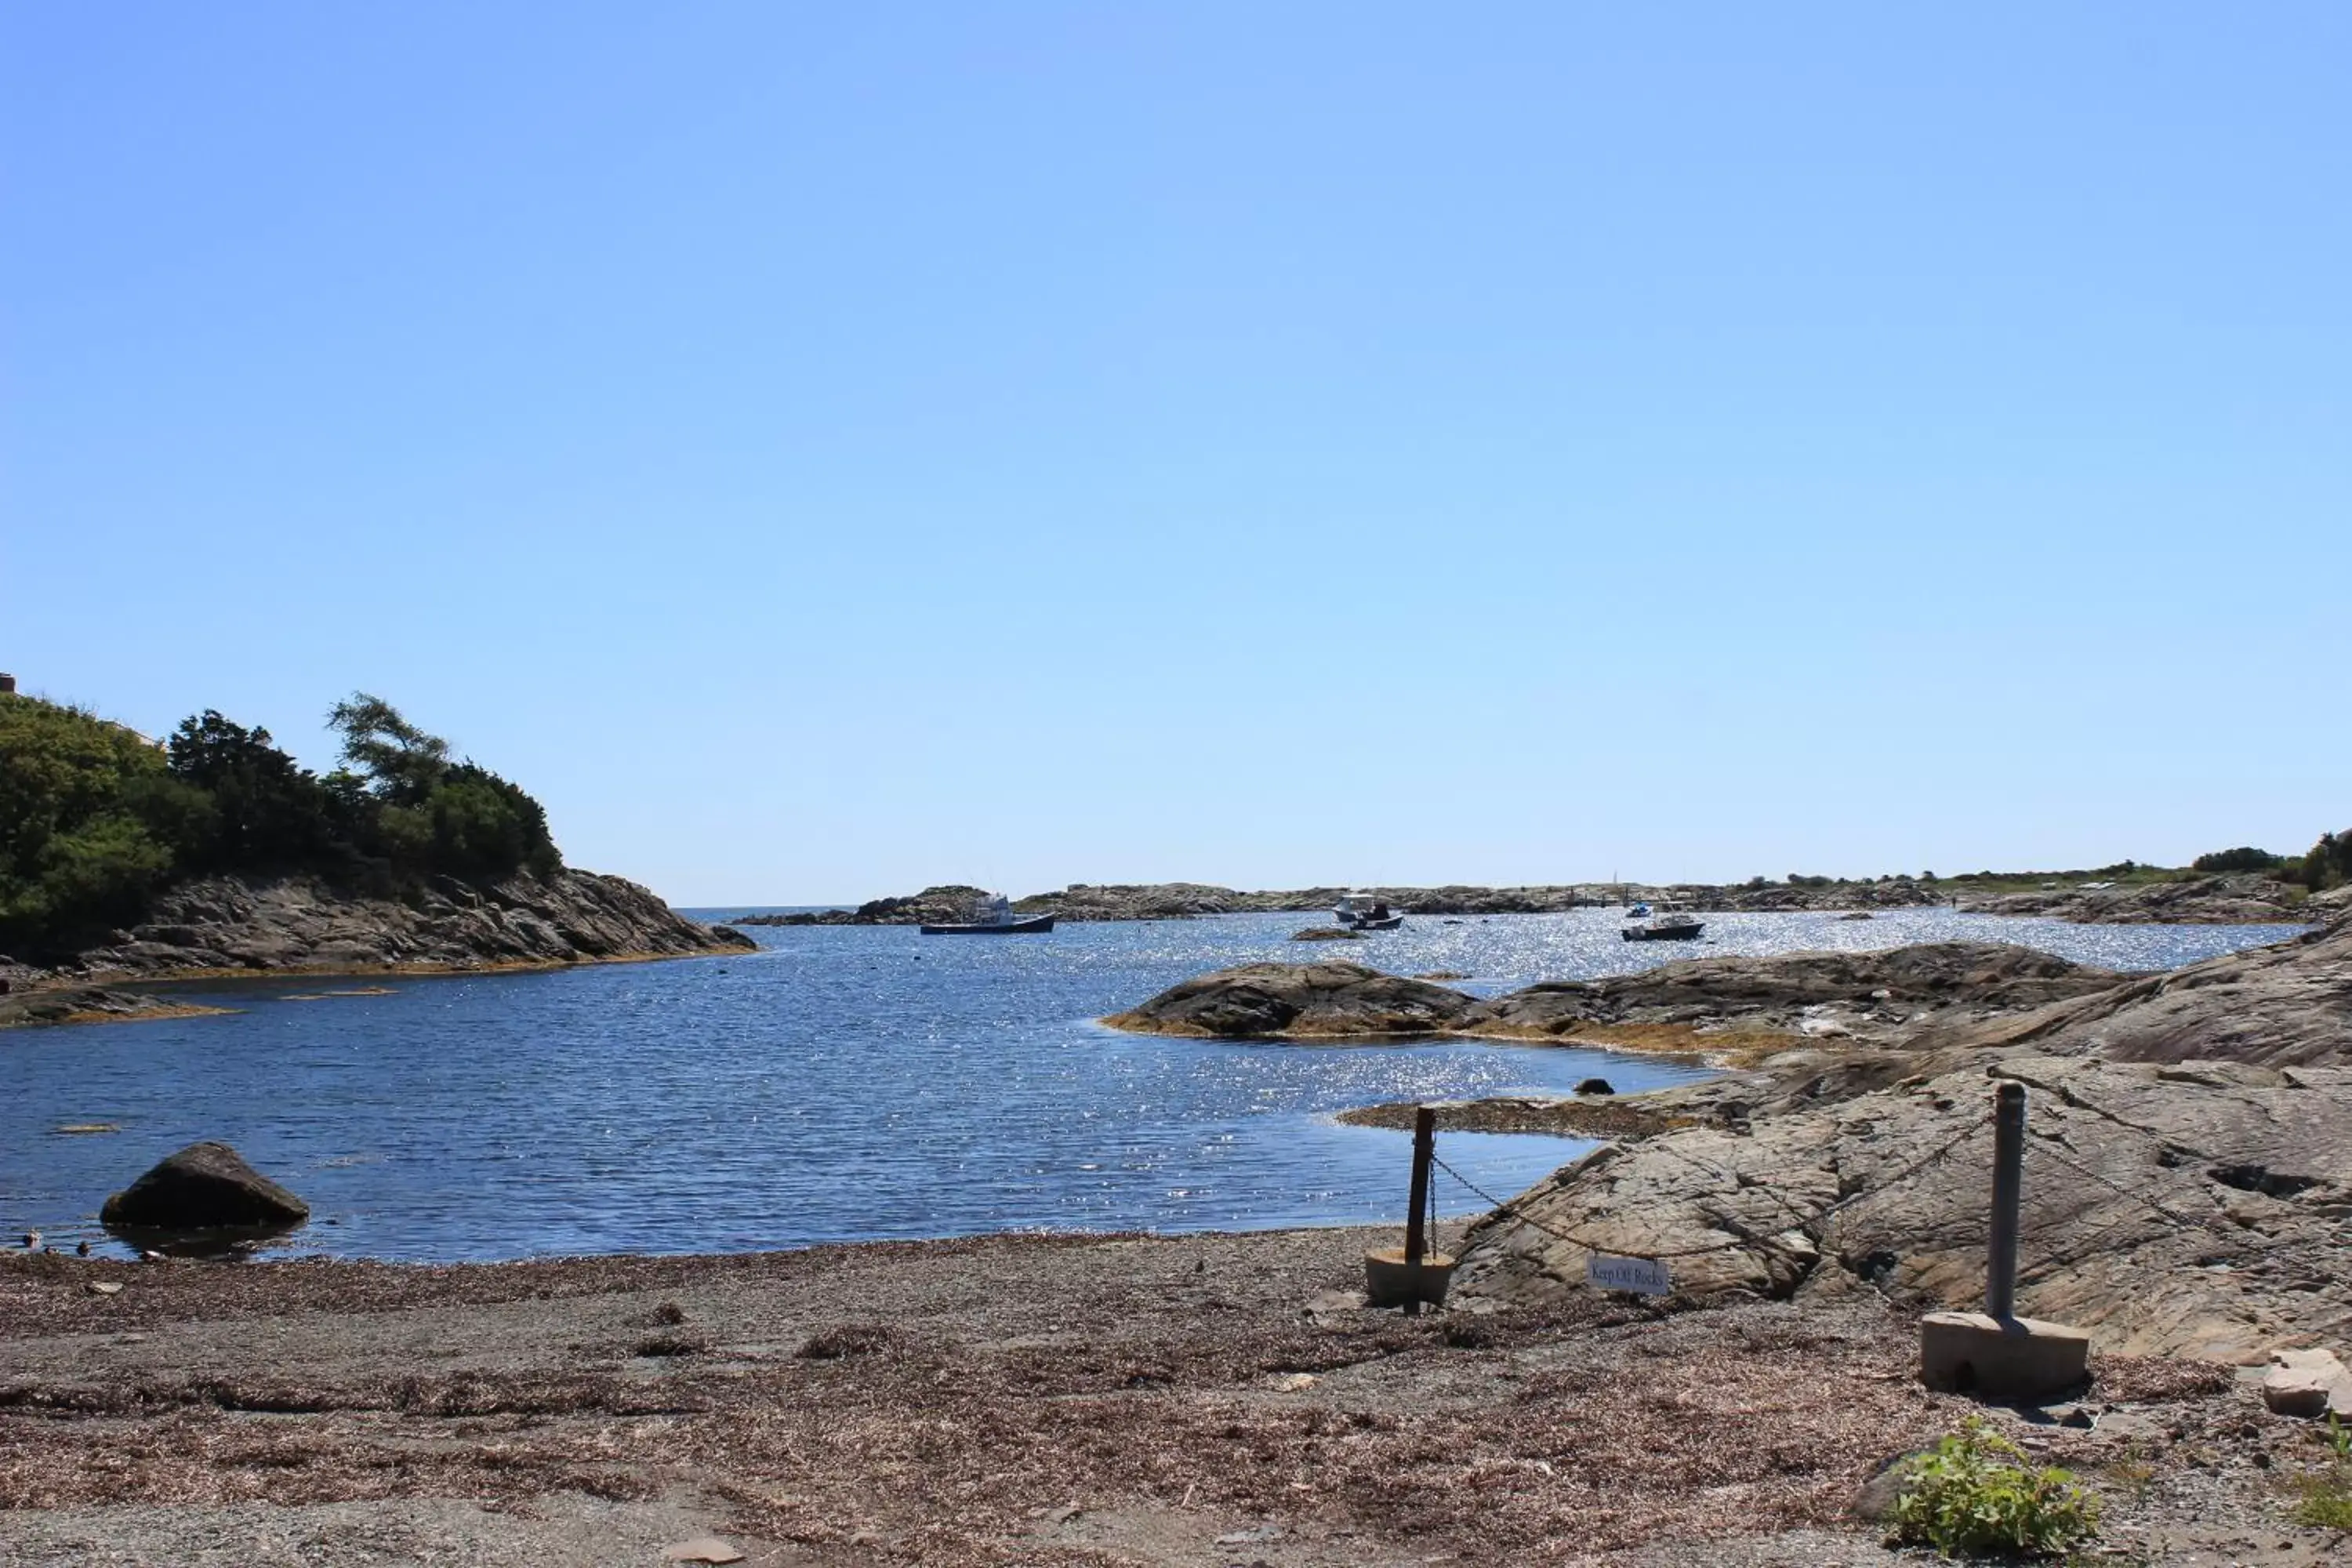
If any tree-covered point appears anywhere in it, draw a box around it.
[0,691,559,960]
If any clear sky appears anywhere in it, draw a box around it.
[5,5,2345,903]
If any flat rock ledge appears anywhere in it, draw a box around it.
[1102,943,2128,1049]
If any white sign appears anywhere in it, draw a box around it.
[1586,1254,1672,1295]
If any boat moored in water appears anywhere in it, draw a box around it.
[920,892,1057,935]
[1332,891,1403,931]
[1621,914,1705,942]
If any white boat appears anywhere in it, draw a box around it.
[1332,891,1403,931]
[1626,902,1652,919]
[920,892,1056,935]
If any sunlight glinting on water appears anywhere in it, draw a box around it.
[0,908,2301,1261]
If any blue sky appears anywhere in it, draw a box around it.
[5,4,2345,903]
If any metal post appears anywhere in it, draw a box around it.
[1403,1105,1435,1316]
[1986,1080,2027,1319]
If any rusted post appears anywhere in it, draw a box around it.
[1986,1080,2027,1318]
[1403,1105,1436,1316]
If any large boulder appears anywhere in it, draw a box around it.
[101,1142,310,1231]
[1102,962,1482,1038]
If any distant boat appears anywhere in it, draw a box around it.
[920,892,1056,935]
[1625,902,1652,920]
[1622,914,1704,942]
[1333,891,1403,931]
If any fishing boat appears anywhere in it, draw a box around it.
[1332,891,1403,931]
[1622,914,1704,942]
[920,892,1056,935]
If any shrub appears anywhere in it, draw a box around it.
[1891,1418,2100,1558]
[2190,846,2282,874]
[2295,830,2352,892]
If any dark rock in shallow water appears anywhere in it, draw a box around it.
[1290,927,1363,942]
[1576,1077,1615,1095]
[101,1141,310,1232]
[1102,961,1482,1038]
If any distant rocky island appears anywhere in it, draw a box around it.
[0,688,748,1025]
[731,864,2329,929]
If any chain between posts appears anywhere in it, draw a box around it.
[1428,1112,1991,1265]
[2025,1133,2252,1240]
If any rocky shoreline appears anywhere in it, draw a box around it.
[734,872,2318,927]
[1102,941,2124,1053]
[1107,916,2352,1363]
[1956,871,2310,924]
[0,869,752,1027]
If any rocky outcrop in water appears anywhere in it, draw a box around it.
[1958,873,2307,925]
[1102,943,2125,1047]
[1955,918,2352,1069]
[53,869,752,982]
[1105,925,2352,1358]
[749,877,1962,926]
[1101,961,1481,1038]
[1444,916,2352,1361]
[0,985,236,1030]
[732,885,1000,927]
[1470,943,2125,1044]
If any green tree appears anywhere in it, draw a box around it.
[2299,830,2352,891]
[2190,846,2282,875]
[424,764,560,879]
[326,692,452,803]
[322,693,560,880]
[165,710,348,869]
[0,695,177,956]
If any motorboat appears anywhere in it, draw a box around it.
[1332,891,1404,931]
[1621,914,1704,942]
[1625,902,1652,920]
[920,892,1056,935]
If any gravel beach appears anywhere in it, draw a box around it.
[5,1227,2344,1566]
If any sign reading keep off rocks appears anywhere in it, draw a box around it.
[1586,1254,1671,1295]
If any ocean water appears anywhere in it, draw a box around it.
[0,907,2303,1262]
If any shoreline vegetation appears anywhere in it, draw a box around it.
[0,689,750,1022]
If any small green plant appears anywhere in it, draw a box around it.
[1892,1417,2100,1558]
[2293,1414,2352,1530]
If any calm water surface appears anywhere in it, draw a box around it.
[0,908,2303,1261]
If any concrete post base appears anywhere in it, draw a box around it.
[1920,1311,2090,1397]
[1363,1248,1455,1308]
